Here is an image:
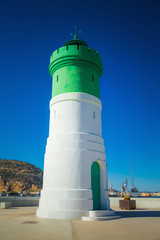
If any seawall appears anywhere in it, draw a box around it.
[110,197,160,209]
[0,197,160,209]
[0,197,39,207]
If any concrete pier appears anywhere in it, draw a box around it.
[0,206,160,240]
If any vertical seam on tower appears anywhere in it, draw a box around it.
[70,221,75,240]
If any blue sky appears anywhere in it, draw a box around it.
[0,0,160,192]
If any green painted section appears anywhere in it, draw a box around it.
[49,43,103,99]
[51,65,100,98]
[91,162,101,210]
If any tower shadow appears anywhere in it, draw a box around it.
[115,210,160,218]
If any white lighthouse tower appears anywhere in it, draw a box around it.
[37,32,115,220]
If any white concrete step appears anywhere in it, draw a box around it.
[82,215,121,221]
[88,210,115,217]
[82,210,121,221]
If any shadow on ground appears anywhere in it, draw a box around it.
[115,210,160,218]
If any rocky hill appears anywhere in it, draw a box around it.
[0,158,43,193]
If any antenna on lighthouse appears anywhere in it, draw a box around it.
[70,25,81,39]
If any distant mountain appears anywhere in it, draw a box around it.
[0,158,43,193]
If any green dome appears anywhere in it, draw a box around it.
[64,39,88,47]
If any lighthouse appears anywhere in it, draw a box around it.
[37,31,115,220]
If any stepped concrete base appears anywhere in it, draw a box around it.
[37,208,88,220]
[82,210,121,221]
[82,215,121,221]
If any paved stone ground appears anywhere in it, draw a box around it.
[0,207,160,240]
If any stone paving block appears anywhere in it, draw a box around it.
[0,202,12,209]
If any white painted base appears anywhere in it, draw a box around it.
[37,93,111,220]
[37,209,88,220]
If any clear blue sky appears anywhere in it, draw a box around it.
[0,0,160,192]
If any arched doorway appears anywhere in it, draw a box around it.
[91,162,101,210]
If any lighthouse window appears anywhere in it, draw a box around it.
[92,75,94,82]
[57,75,58,82]
[93,111,95,119]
